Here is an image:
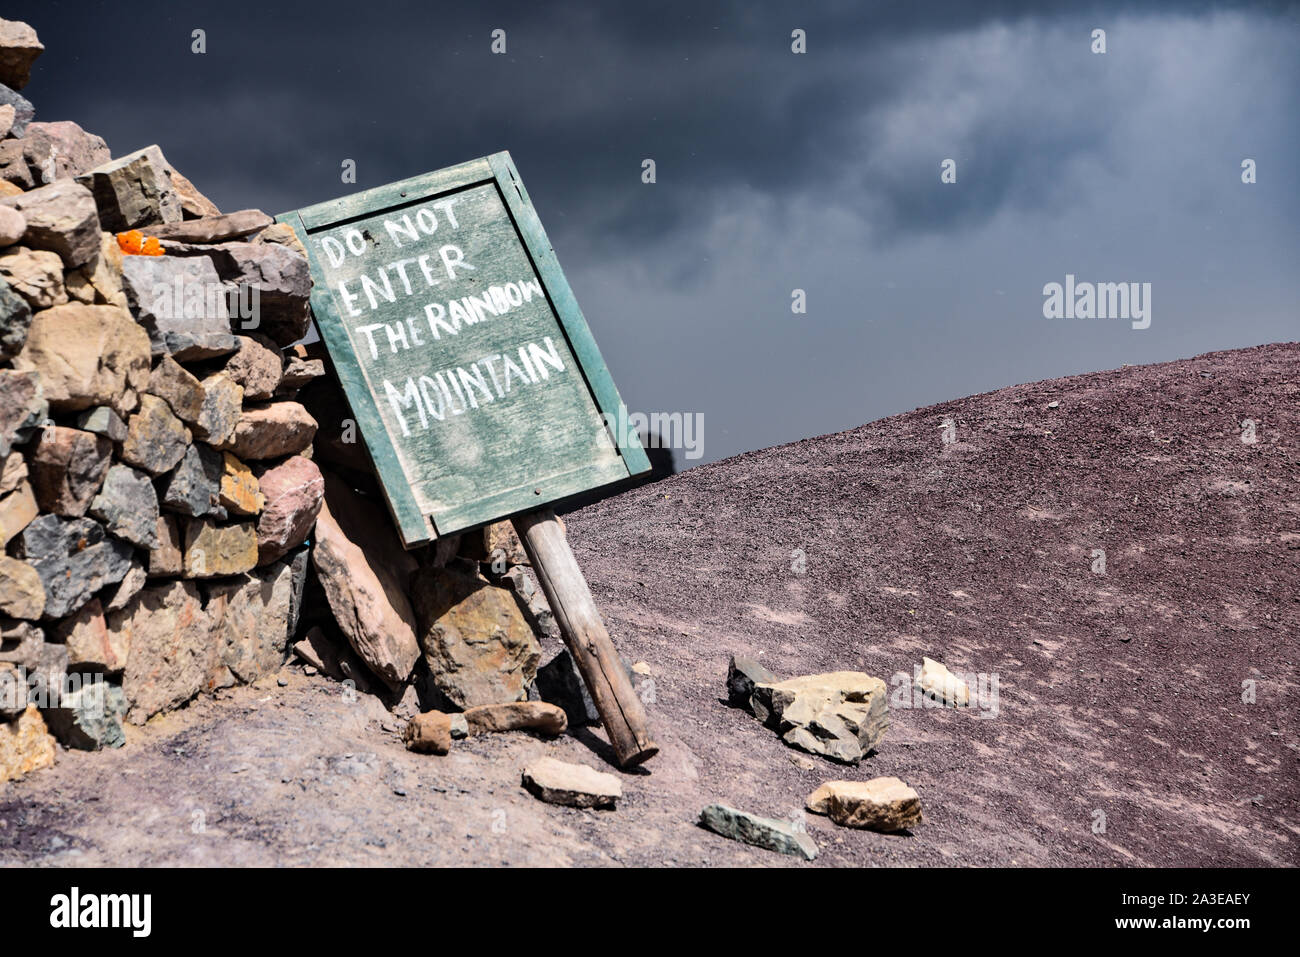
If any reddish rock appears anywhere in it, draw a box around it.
[0,179,101,269]
[159,155,220,219]
[0,18,43,90]
[20,121,110,182]
[222,334,282,401]
[26,425,112,516]
[147,514,183,577]
[220,401,317,460]
[311,472,420,692]
[0,205,24,247]
[52,598,128,674]
[255,456,323,565]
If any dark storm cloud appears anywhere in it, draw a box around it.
[7,0,1298,466]
[17,0,1292,247]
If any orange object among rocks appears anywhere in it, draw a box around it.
[115,230,163,256]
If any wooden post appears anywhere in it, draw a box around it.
[513,509,658,768]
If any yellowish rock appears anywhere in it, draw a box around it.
[12,303,150,416]
[64,232,127,309]
[916,656,970,707]
[0,705,56,783]
[219,452,263,515]
[805,781,847,815]
[181,518,257,578]
[822,777,922,832]
[0,478,37,546]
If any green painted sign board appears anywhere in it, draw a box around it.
[277,152,649,546]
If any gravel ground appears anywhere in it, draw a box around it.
[3,342,1296,867]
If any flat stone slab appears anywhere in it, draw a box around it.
[698,802,817,860]
[521,756,622,809]
[807,777,923,833]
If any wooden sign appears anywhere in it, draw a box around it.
[277,152,650,546]
[280,154,659,768]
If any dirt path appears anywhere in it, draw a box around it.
[3,343,1297,867]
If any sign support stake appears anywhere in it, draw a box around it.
[513,509,658,768]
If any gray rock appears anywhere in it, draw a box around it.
[727,654,778,709]
[89,464,161,548]
[277,356,324,393]
[750,672,890,765]
[203,557,299,688]
[120,254,236,360]
[0,179,101,269]
[0,275,31,360]
[14,514,133,619]
[0,245,65,308]
[0,83,33,136]
[0,662,26,720]
[145,353,204,422]
[158,442,223,518]
[283,544,310,638]
[119,394,191,476]
[71,405,126,443]
[0,617,43,670]
[101,556,147,613]
[535,649,601,727]
[293,625,377,694]
[149,209,272,244]
[26,641,68,710]
[202,241,311,346]
[0,367,45,457]
[42,680,127,750]
[698,803,818,861]
[74,145,182,232]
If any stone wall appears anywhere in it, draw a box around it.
[0,18,565,783]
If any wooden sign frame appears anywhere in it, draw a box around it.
[277,152,651,546]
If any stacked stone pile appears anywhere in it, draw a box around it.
[0,17,335,776]
[0,18,588,783]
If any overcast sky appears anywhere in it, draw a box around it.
[14,0,1299,465]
